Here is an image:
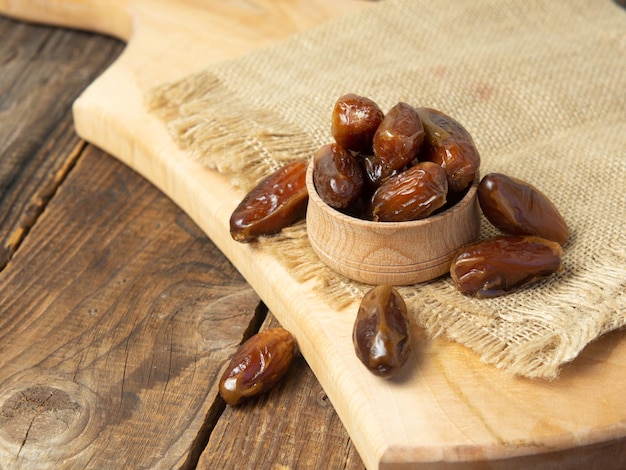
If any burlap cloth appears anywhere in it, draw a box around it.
[147,0,626,379]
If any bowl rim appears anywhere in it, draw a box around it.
[305,159,479,229]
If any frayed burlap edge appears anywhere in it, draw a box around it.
[258,220,626,379]
[147,73,319,191]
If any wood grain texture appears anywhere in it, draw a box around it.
[306,163,481,285]
[0,16,122,269]
[0,144,259,468]
[1,2,625,469]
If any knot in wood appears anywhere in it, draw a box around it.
[0,385,83,446]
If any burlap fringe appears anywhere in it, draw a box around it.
[146,72,319,191]
[257,220,626,379]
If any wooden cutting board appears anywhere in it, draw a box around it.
[1,1,625,468]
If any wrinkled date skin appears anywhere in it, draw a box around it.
[331,93,384,153]
[417,107,480,193]
[230,159,309,243]
[313,143,364,209]
[478,173,569,246]
[353,285,411,378]
[219,328,296,406]
[450,235,563,298]
[372,102,425,181]
[370,161,448,222]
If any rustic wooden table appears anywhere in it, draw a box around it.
[0,16,365,469]
[3,2,626,468]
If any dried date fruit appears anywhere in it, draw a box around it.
[353,285,411,378]
[417,107,480,193]
[361,154,385,192]
[372,102,424,180]
[230,159,308,243]
[219,328,296,406]
[450,235,563,298]
[331,94,384,153]
[370,161,448,222]
[478,173,569,246]
[360,154,411,193]
[313,143,364,209]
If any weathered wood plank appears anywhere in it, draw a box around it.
[201,315,366,470]
[0,16,123,269]
[0,145,262,468]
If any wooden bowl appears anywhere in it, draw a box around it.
[305,162,481,285]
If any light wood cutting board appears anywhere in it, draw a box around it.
[1,1,625,468]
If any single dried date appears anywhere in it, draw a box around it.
[361,154,385,194]
[360,153,413,195]
[219,328,296,406]
[331,93,384,153]
[313,143,364,209]
[417,107,480,193]
[450,235,563,298]
[372,102,424,181]
[230,159,308,243]
[370,161,448,222]
[478,173,569,245]
[353,285,411,378]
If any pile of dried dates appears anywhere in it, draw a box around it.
[228,93,483,243]
[313,94,480,221]
[226,93,570,383]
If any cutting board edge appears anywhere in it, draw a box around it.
[0,1,132,40]
[380,431,626,470]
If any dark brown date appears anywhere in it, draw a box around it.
[450,235,563,298]
[331,93,384,153]
[417,107,480,193]
[219,328,296,406]
[313,143,364,209]
[230,159,308,243]
[361,154,385,192]
[360,153,412,193]
[478,173,569,246]
[353,285,411,378]
[372,102,424,180]
[370,161,448,222]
